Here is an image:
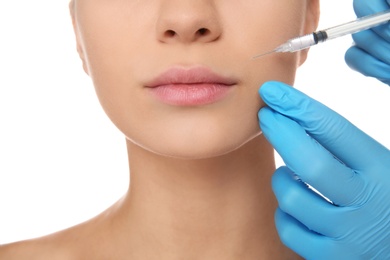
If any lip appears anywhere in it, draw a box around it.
[145,67,237,106]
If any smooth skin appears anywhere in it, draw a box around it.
[0,0,319,259]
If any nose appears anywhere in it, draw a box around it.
[156,1,222,44]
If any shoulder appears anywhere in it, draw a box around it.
[0,242,58,260]
[0,233,77,260]
[0,213,113,260]
[0,205,122,260]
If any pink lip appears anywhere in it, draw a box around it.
[145,67,237,106]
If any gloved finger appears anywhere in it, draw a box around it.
[353,0,390,42]
[345,46,390,85]
[272,166,346,237]
[351,30,390,65]
[259,81,387,172]
[260,108,365,206]
[275,208,332,260]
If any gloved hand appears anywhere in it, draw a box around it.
[345,0,390,85]
[258,81,390,259]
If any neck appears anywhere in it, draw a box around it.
[108,135,296,259]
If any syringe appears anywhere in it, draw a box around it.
[252,9,390,59]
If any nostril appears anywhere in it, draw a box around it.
[160,27,215,42]
[197,28,209,36]
[165,30,176,37]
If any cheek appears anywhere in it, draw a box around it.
[221,0,307,87]
[223,1,307,65]
[75,1,155,81]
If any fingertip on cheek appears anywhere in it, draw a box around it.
[257,107,269,121]
[259,80,291,102]
[259,81,279,93]
[258,82,273,105]
[257,107,275,133]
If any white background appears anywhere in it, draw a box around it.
[1,1,389,244]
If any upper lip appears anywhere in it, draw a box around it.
[145,66,238,88]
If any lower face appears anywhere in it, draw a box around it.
[74,0,310,159]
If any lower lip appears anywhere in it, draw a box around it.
[149,83,234,106]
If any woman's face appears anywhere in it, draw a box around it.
[71,0,319,159]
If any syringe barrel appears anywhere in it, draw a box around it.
[325,9,390,40]
[286,33,317,52]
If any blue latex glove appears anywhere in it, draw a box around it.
[259,81,390,259]
[345,0,390,85]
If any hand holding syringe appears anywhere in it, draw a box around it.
[253,9,390,59]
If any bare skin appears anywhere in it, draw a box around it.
[0,0,319,259]
[0,135,301,259]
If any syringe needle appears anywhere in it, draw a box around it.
[252,9,390,60]
[252,49,276,60]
